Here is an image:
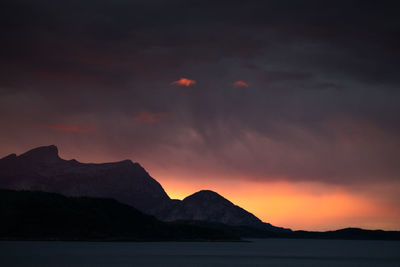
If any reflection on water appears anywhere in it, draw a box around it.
[1,238,400,267]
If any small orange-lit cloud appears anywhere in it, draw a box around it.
[233,80,249,87]
[134,111,174,124]
[47,124,94,133]
[171,78,196,87]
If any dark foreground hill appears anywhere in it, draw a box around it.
[0,145,286,232]
[0,189,239,241]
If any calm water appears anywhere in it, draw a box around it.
[1,238,399,267]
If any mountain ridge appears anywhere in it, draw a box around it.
[0,145,288,232]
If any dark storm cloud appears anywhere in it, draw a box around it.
[1,0,400,185]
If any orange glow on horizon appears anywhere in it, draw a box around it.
[155,175,400,231]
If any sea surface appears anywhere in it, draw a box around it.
[1,238,400,267]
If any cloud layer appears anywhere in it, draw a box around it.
[0,0,399,196]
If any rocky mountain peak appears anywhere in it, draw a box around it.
[184,190,229,203]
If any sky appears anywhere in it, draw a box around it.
[1,0,400,230]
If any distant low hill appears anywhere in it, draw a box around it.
[0,145,287,232]
[0,189,239,241]
[288,228,400,241]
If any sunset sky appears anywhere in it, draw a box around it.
[1,0,400,230]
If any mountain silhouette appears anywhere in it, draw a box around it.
[160,190,289,231]
[0,145,286,231]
